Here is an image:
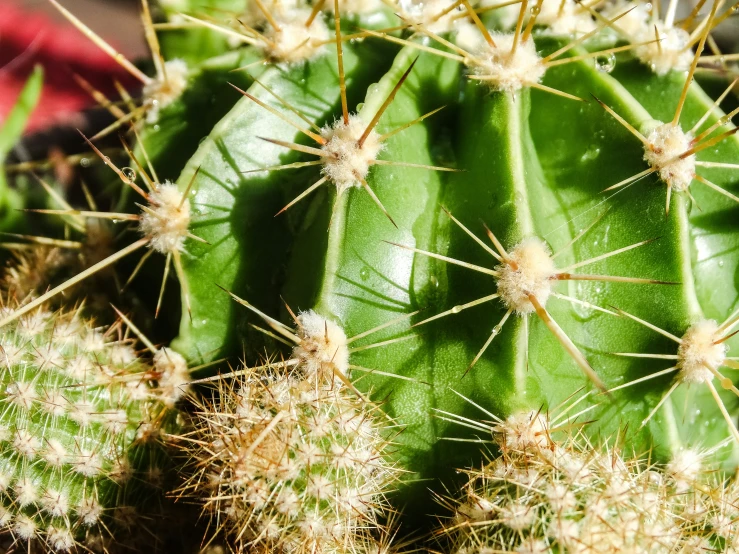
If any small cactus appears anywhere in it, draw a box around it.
[178,309,402,552]
[439,404,739,553]
[0,301,182,550]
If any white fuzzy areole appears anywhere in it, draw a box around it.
[643,123,696,193]
[293,310,350,378]
[496,238,557,314]
[320,115,383,194]
[602,0,650,38]
[332,0,384,15]
[468,32,547,93]
[677,320,726,384]
[154,347,191,406]
[634,22,693,76]
[139,181,191,254]
[498,410,551,451]
[398,0,461,33]
[534,0,596,36]
[143,59,189,123]
[264,10,329,63]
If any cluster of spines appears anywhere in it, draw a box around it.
[178,309,402,553]
[0,301,185,551]
[438,407,739,554]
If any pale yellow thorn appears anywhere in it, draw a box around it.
[219,287,300,343]
[259,137,330,158]
[529,293,607,392]
[442,207,502,261]
[509,0,528,60]
[466,308,513,373]
[0,237,149,328]
[412,293,500,328]
[639,380,680,428]
[607,366,678,393]
[551,210,608,260]
[385,242,499,277]
[602,167,657,192]
[349,364,430,386]
[242,160,324,174]
[550,292,617,316]
[672,0,718,127]
[252,77,323,133]
[89,105,148,141]
[361,30,466,62]
[173,250,192,322]
[348,334,417,353]
[156,252,172,318]
[48,0,153,85]
[140,0,166,82]
[178,14,259,47]
[346,310,420,344]
[461,0,496,48]
[612,307,683,343]
[692,106,739,145]
[542,6,635,64]
[0,233,82,249]
[695,161,739,169]
[26,209,140,221]
[694,174,739,204]
[482,223,509,261]
[275,176,329,216]
[231,83,325,144]
[613,353,679,359]
[110,304,158,354]
[359,177,397,228]
[370,159,460,172]
[333,0,349,125]
[529,83,584,103]
[706,379,739,444]
[690,77,739,135]
[29,173,86,232]
[132,126,160,185]
[378,106,446,142]
[559,238,656,272]
[123,248,155,290]
[190,359,300,383]
[591,96,649,144]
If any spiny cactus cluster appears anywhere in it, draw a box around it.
[0,301,184,551]
[441,406,739,553]
[1,0,738,551]
[179,311,401,553]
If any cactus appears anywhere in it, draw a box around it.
[2,0,739,551]
[178,308,403,553]
[0,300,185,550]
[438,402,739,553]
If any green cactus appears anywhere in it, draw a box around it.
[0,300,184,550]
[3,0,739,550]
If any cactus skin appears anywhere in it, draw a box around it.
[163,2,739,513]
[8,0,739,548]
[0,303,179,550]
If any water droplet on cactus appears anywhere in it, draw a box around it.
[595,53,616,73]
[121,167,137,182]
[80,158,90,168]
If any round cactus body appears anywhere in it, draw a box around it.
[0,303,180,550]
